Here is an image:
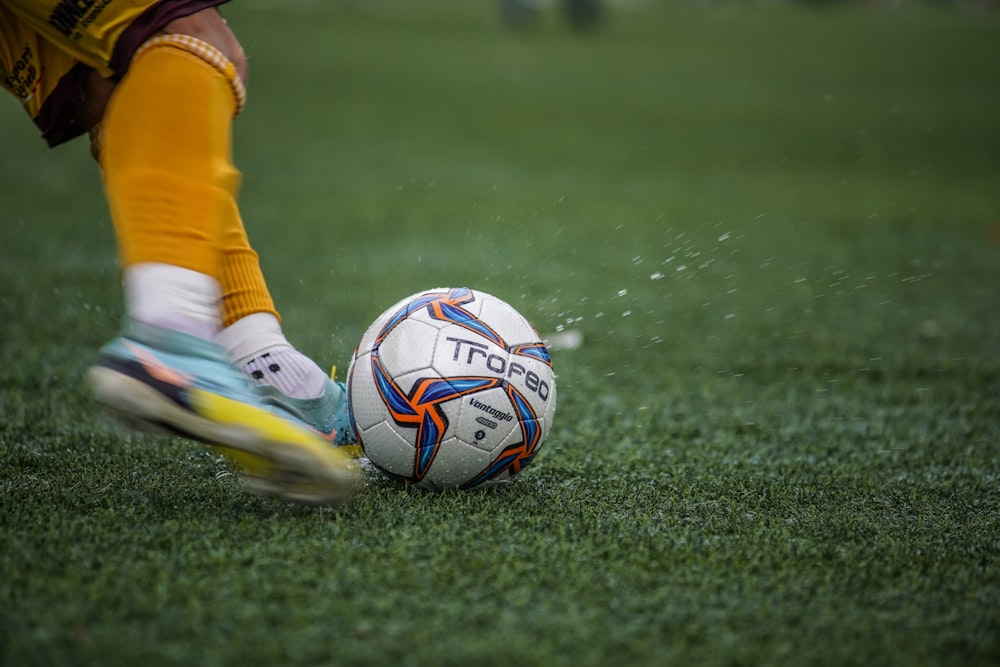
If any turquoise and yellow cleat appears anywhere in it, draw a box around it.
[253,368,362,458]
[87,320,363,506]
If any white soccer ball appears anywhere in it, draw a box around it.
[347,287,557,489]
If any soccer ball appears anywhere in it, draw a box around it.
[347,287,557,489]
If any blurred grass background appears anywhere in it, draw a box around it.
[2,1,999,665]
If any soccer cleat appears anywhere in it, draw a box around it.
[254,369,361,456]
[87,320,363,506]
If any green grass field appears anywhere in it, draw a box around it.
[2,1,999,665]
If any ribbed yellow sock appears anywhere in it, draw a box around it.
[219,197,280,327]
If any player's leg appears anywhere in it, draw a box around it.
[0,6,352,445]
[92,24,361,503]
[2,2,361,504]
[2,2,358,447]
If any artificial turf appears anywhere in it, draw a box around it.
[1,1,998,665]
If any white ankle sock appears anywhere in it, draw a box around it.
[216,312,327,399]
[123,262,221,340]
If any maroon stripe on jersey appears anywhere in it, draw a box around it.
[35,0,232,147]
[36,62,92,147]
[109,0,232,79]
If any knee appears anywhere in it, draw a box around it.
[163,9,248,83]
[226,38,248,85]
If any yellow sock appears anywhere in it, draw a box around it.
[100,36,243,277]
[220,197,280,327]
